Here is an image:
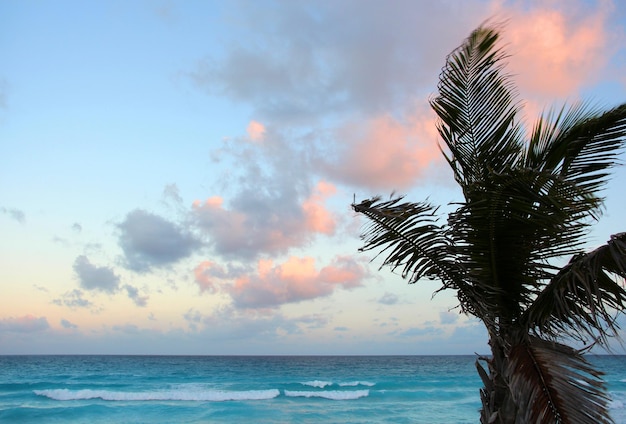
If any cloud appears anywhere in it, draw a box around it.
[302,181,337,234]
[182,306,329,341]
[319,107,442,190]
[497,0,617,101]
[193,125,339,260]
[192,196,261,259]
[189,1,485,123]
[193,254,368,309]
[189,0,622,192]
[60,319,78,329]
[113,324,141,335]
[186,1,488,198]
[71,256,148,306]
[193,260,232,294]
[183,306,303,339]
[295,314,331,329]
[447,320,489,353]
[226,255,365,308]
[192,181,338,260]
[118,209,202,271]
[53,289,93,309]
[378,292,399,305]
[440,311,459,325]
[247,120,266,142]
[124,285,148,307]
[1,207,25,224]
[183,308,203,331]
[399,326,444,337]
[73,256,120,293]
[0,315,49,332]
[162,183,183,205]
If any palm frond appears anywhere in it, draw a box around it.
[525,103,626,219]
[447,169,580,309]
[507,337,612,423]
[523,233,626,345]
[430,25,524,188]
[352,196,487,318]
[352,197,452,282]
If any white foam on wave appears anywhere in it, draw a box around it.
[339,381,375,387]
[301,380,333,388]
[34,388,280,402]
[284,389,369,400]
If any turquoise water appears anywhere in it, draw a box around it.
[1,355,625,423]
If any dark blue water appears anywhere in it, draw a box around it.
[0,355,624,423]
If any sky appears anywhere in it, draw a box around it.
[1,0,626,355]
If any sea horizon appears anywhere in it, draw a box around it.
[2,352,624,357]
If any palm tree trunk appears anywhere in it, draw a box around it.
[477,335,517,423]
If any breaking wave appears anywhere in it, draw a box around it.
[34,387,370,402]
[34,388,280,402]
[284,389,369,400]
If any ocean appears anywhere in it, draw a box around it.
[1,355,625,423]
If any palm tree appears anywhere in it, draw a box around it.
[353,25,626,423]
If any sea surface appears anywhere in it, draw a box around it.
[1,355,625,423]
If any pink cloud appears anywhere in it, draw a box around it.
[318,255,365,288]
[302,181,337,235]
[227,255,366,308]
[321,107,442,191]
[192,183,338,259]
[194,261,223,293]
[193,196,223,209]
[496,0,615,101]
[247,120,266,142]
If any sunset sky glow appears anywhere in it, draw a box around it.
[1,0,626,355]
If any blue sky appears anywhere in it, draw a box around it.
[1,0,626,355]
